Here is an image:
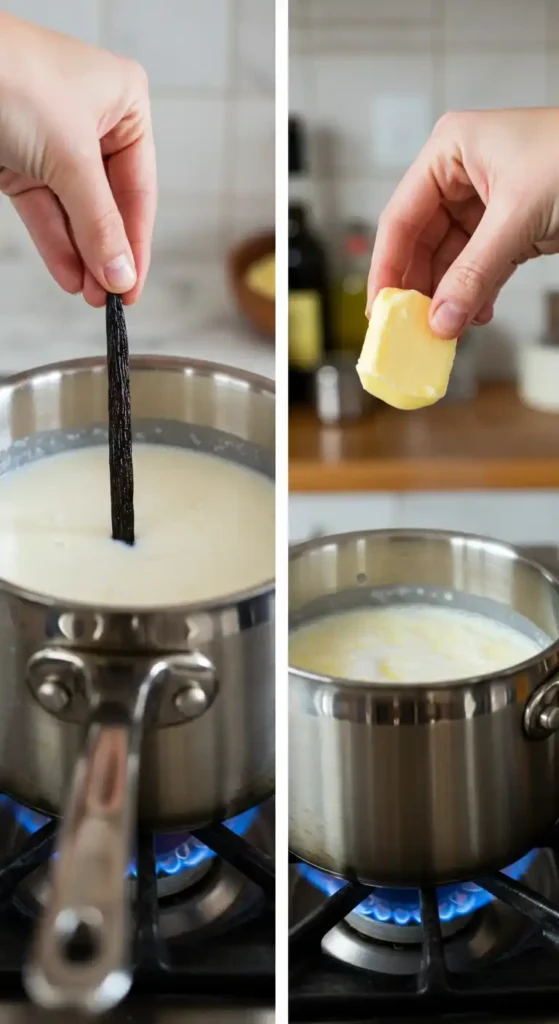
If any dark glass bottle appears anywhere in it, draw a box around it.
[288,117,332,406]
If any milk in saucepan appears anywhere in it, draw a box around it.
[289,604,545,682]
[0,445,274,606]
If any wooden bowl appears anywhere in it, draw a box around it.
[228,231,275,340]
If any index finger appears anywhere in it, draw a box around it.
[367,150,442,314]
[108,122,157,306]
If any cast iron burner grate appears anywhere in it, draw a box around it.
[0,806,274,1007]
[289,825,559,1022]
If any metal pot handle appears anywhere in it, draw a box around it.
[23,649,168,1013]
[524,674,559,739]
[22,646,216,1013]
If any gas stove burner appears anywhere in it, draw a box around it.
[299,849,537,941]
[1,792,258,880]
[294,848,559,975]
[0,794,270,938]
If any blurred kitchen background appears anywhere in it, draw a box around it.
[0,0,275,378]
[289,0,559,546]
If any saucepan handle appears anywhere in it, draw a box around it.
[23,649,169,1014]
[524,674,559,739]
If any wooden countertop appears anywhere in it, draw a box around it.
[289,385,559,492]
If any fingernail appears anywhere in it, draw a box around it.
[104,253,136,290]
[430,301,468,339]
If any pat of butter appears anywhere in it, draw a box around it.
[356,288,457,410]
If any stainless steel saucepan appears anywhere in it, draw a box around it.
[0,356,275,1012]
[289,529,559,888]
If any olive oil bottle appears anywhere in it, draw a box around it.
[333,221,371,355]
[288,117,332,405]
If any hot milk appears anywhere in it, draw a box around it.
[290,604,544,683]
[0,445,274,606]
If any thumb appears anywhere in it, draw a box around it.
[429,195,528,339]
[51,147,137,294]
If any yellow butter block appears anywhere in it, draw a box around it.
[356,288,457,410]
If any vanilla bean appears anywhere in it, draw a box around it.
[106,293,135,545]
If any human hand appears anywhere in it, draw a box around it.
[367,108,559,339]
[0,12,156,306]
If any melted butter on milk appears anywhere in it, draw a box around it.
[290,604,544,683]
[0,445,274,607]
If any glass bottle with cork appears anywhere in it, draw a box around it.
[288,116,332,405]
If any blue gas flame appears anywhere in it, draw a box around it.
[298,849,538,926]
[0,793,258,879]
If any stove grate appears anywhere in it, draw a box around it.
[193,822,275,900]
[289,831,559,1021]
[0,815,275,1002]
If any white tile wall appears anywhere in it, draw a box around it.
[290,492,559,546]
[443,0,548,48]
[232,99,276,197]
[236,0,275,96]
[309,0,436,22]
[152,97,227,194]
[0,0,101,42]
[290,0,559,379]
[289,494,399,542]
[312,54,436,178]
[0,0,274,266]
[108,1,233,91]
[443,53,546,110]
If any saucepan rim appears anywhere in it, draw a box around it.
[0,354,275,615]
[289,527,559,691]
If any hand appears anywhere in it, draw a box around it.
[0,12,157,306]
[367,108,559,338]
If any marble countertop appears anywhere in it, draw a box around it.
[0,254,274,381]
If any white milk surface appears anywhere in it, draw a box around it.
[0,445,274,607]
[289,604,544,683]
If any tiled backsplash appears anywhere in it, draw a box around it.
[290,492,559,546]
[290,0,559,379]
[0,0,274,265]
